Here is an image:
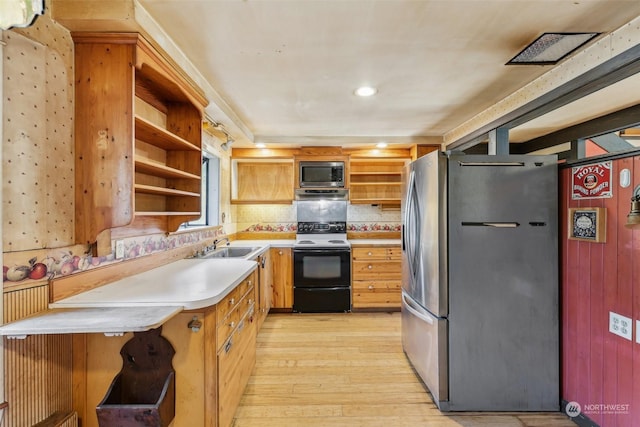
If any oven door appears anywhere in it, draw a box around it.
[293,248,351,288]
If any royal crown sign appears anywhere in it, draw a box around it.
[571,161,613,199]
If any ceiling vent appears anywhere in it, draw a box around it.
[507,32,599,65]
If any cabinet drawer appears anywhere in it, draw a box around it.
[352,291,401,308]
[353,247,389,259]
[352,246,401,260]
[217,307,241,350]
[236,274,255,301]
[217,287,241,324]
[352,260,402,280]
[352,280,401,292]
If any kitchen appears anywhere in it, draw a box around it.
[2,1,640,427]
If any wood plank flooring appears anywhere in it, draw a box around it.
[234,312,576,427]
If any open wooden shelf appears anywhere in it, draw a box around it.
[135,211,201,216]
[135,184,200,198]
[348,158,409,205]
[135,116,200,151]
[73,33,207,248]
[135,157,201,180]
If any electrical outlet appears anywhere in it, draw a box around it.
[609,312,632,341]
[115,240,125,260]
[637,320,640,344]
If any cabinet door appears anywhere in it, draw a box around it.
[270,247,293,309]
[232,161,294,203]
[257,251,273,328]
[217,312,256,427]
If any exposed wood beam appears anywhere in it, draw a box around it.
[513,103,640,154]
[449,44,640,150]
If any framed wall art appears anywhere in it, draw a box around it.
[568,207,606,243]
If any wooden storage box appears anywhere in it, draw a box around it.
[96,327,176,427]
[96,371,175,427]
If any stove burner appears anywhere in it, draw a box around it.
[297,240,315,244]
[329,240,345,244]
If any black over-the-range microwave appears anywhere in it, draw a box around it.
[299,161,345,188]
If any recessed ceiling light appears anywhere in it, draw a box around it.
[256,143,266,148]
[355,86,377,97]
[376,142,388,148]
[507,32,599,65]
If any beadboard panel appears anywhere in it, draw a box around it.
[3,285,73,427]
[561,156,640,426]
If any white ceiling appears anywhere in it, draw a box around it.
[138,0,640,149]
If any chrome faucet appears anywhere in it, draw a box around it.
[213,237,230,250]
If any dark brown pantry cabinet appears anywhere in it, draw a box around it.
[72,32,208,251]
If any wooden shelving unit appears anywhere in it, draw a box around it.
[349,158,409,205]
[73,32,208,246]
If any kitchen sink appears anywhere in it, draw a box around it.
[198,246,262,259]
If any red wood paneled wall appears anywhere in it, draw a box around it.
[561,156,640,426]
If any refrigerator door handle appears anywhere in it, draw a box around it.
[402,292,434,325]
[403,170,417,270]
[457,161,525,167]
[461,222,519,228]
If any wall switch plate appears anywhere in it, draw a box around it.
[609,312,632,341]
[115,240,125,260]
[637,320,640,344]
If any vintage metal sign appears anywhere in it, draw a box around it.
[571,161,613,199]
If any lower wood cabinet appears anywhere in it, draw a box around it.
[256,250,272,328]
[76,271,258,427]
[216,277,257,427]
[352,245,402,310]
[270,247,293,309]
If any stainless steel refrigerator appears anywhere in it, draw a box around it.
[401,151,559,411]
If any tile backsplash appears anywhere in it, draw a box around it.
[236,203,401,232]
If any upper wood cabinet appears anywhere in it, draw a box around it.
[231,159,294,204]
[73,33,208,245]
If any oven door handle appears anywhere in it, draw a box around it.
[294,286,350,291]
[293,248,351,254]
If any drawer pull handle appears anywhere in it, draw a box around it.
[368,285,374,290]
[248,299,253,305]
[368,251,373,256]
[229,298,235,305]
[368,265,373,270]
[248,280,252,286]
[279,250,283,255]
[224,338,233,354]
[229,321,236,328]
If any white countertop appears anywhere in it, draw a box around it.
[50,258,258,310]
[0,306,182,338]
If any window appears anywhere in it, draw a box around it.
[184,153,220,227]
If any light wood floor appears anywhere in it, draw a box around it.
[234,312,576,427]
